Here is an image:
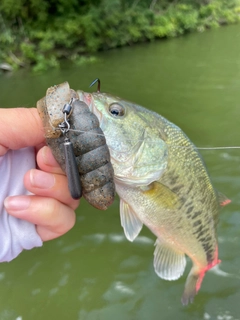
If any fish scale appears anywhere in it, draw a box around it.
[173,188,216,264]
[77,89,230,305]
[155,119,220,293]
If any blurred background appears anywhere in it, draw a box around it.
[1,1,240,319]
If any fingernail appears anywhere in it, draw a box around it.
[30,169,55,189]
[4,196,30,211]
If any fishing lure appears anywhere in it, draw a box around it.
[37,82,115,210]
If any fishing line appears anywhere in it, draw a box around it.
[44,127,240,151]
[70,129,240,151]
[197,147,240,150]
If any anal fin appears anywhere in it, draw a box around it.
[120,199,143,242]
[154,239,186,281]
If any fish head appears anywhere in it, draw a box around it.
[78,90,168,187]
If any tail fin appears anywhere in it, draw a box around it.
[181,266,207,305]
[182,245,221,305]
[182,258,221,305]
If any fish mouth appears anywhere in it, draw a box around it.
[77,90,102,123]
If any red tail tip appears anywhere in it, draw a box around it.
[220,199,231,206]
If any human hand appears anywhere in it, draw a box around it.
[1,108,79,241]
[0,108,44,156]
[4,146,79,241]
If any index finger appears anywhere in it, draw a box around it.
[0,108,44,155]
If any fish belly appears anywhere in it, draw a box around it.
[116,182,209,265]
[116,182,220,305]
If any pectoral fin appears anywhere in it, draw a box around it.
[120,199,143,242]
[154,239,186,281]
[143,182,181,210]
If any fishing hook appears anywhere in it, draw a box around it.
[89,78,101,92]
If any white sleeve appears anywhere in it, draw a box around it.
[0,147,43,262]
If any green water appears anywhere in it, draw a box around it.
[1,24,240,320]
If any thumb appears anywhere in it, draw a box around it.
[0,108,45,155]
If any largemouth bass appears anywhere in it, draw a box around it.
[78,90,230,305]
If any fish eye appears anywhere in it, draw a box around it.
[109,103,125,117]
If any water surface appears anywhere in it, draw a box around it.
[1,24,240,320]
